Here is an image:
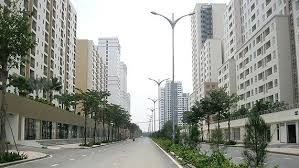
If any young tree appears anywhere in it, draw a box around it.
[8,74,32,97]
[208,88,238,142]
[28,77,43,99]
[243,101,269,167]
[43,78,62,103]
[0,1,35,154]
[200,98,213,142]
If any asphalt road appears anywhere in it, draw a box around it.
[9,138,179,168]
[201,144,299,168]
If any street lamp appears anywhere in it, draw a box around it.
[148,108,155,133]
[148,78,168,130]
[151,11,194,142]
[148,98,159,132]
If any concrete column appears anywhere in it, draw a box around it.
[68,125,72,139]
[77,126,80,139]
[35,120,41,140]
[20,116,25,141]
[296,121,299,144]
[52,122,57,139]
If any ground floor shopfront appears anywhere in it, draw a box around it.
[202,108,299,144]
[3,93,126,145]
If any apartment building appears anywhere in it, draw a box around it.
[159,81,189,127]
[3,0,77,99]
[76,39,105,92]
[192,39,223,101]
[191,4,226,104]
[203,0,299,144]
[236,16,293,108]
[98,38,121,106]
[218,59,237,95]
[120,62,130,113]
[0,0,102,144]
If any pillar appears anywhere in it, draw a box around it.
[52,122,57,139]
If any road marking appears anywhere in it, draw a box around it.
[69,158,75,161]
[51,164,59,167]
[98,150,102,152]
[153,141,183,168]
[236,157,243,159]
[284,157,292,160]
[82,155,87,157]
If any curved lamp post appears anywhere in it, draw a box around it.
[148,98,159,132]
[150,11,194,142]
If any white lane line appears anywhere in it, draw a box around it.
[98,150,102,152]
[51,164,59,167]
[236,157,243,159]
[82,155,87,157]
[284,157,292,160]
[69,158,75,161]
[153,142,183,168]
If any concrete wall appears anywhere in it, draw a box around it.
[202,108,299,144]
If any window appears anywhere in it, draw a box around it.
[267,8,272,18]
[268,81,273,89]
[25,118,36,140]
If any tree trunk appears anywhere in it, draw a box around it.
[217,112,220,130]
[111,126,114,141]
[102,119,105,142]
[84,112,87,145]
[0,70,8,155]
[107,124,110,142]
[93,119,97,144]
[117,127,120,141]
[228,113,231,142]
[207,121,210,142]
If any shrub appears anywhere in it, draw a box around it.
[152,138,246,168]
[225,140,237,146]
[0,152,27,164]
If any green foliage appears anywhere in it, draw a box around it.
[0,152,27,163]
[8,74,32,96]
[151,121,173,139]
[210,128,224,151]
[42,78,62,102]
[243,101,269,168]
[0,1,35,154]
[153,138,246,168]
[189,125,200,147]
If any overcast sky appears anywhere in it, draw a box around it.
[71,0,230,131]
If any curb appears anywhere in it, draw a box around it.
[0,154,50,168]
[266,150,299,156]
[152,140,183,168]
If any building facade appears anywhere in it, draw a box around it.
[120,62,130,113]
[98,38,121,106]
[76,39,105,92]
[191,4,226,105]
[218,59,237,95]
[2,0,77,100]
[159,81,189,127]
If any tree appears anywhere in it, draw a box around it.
[0,1,35,154]
[43,78,62,103]
[55,93,75,111]
[200,98,213,142]
[208,88,238,142]
[243,101,269,167]
[28,77,43,99]
[8,74,32,97]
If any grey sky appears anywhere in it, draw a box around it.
[71,0,229,131]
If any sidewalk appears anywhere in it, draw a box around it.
[267,148,299,156]
[228,143,299,156]
[0,150,48,168]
